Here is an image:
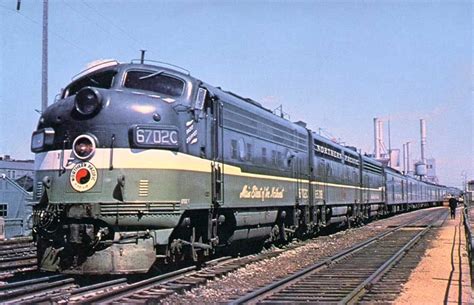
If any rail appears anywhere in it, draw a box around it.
[230,209,446,304]
[0,236,37,279]
[462,195,474,289]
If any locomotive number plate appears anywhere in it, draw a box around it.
[132,126,179,148]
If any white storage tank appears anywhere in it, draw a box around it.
[415,161,427,176]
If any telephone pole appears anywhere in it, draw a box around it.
[42,0,48,112]
[17,0,48,112]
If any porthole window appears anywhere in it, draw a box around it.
[318,162,325,176]
[286,150,294,168]
[238,138,246,161]
[326,163,332,177]
[246,143,253,162]
[231,139,238,159]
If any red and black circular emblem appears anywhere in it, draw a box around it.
[76,168,91,184]
[70,162,98,192]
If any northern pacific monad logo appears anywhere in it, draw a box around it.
[70,162,98,192]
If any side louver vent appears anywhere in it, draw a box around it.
[35,181,43,199]
[138,179,149,197]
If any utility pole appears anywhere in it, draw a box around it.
[17,0,48,112]
[42,0,48,112]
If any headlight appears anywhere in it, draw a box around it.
[31,128,55,152]
[72,134,97,160]
[75,87,102,115]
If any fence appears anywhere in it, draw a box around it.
[463,192,474,289]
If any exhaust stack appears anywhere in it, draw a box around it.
[374,118,383,159]
[420,119,427,163]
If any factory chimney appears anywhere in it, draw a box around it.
[406,142,411,174]
[374,118,383,159]
[415,119,427,177]
[402,143,406,174]
[420,119,426,163]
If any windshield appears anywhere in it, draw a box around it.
[64,70,117,98]
[124,70,185,97]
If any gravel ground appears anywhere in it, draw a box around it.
[160,208,441,304]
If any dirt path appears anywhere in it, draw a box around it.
[395,207,472,304]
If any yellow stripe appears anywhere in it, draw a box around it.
[36,149,383,192]
[311,181,383,192]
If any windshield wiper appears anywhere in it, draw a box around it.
[139,70,163,80]
[87,77,99,85]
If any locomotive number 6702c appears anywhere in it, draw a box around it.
[132,125,179,148]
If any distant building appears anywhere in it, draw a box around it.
[0,175,33,238]
[425,158,438,184]
[0,155,34,238]
[389,149,401,172]
[0,155,34,191]
[468,180,474,192]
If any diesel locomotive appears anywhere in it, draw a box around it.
[31,60,449,274]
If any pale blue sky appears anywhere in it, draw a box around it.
[0,0,472,187]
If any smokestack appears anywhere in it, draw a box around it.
[379,119,384,153]
[402,143,406,174]
[374,118,379,159]
[406,142,411,173]
[420,119,426,163]
[374,118,383,159]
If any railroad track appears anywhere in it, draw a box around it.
[68,251,290,304]
[0,272,133,304]
[0,252,284,304]
[0,208,446,304]
[230,208,447,304]
[0,237,37,281]
[0,274,76,304]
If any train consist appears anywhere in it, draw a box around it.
[31,60,449,274]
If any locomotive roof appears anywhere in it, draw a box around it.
[73,60,191,81]
[312,133,360,157]
[68,60,442,187]
[208,84,310,135]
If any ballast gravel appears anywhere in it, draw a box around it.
[160,208,438,304]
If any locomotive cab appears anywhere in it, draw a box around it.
[31,61,209,274]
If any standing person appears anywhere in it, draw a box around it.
[449,196,458,219]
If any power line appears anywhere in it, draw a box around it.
[61,0,116,37]
[0,3,18,12]
[1,5,94,57]
[61,0,137,53]
[79,0,143,50]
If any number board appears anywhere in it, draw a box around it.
[131,125,179,148]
